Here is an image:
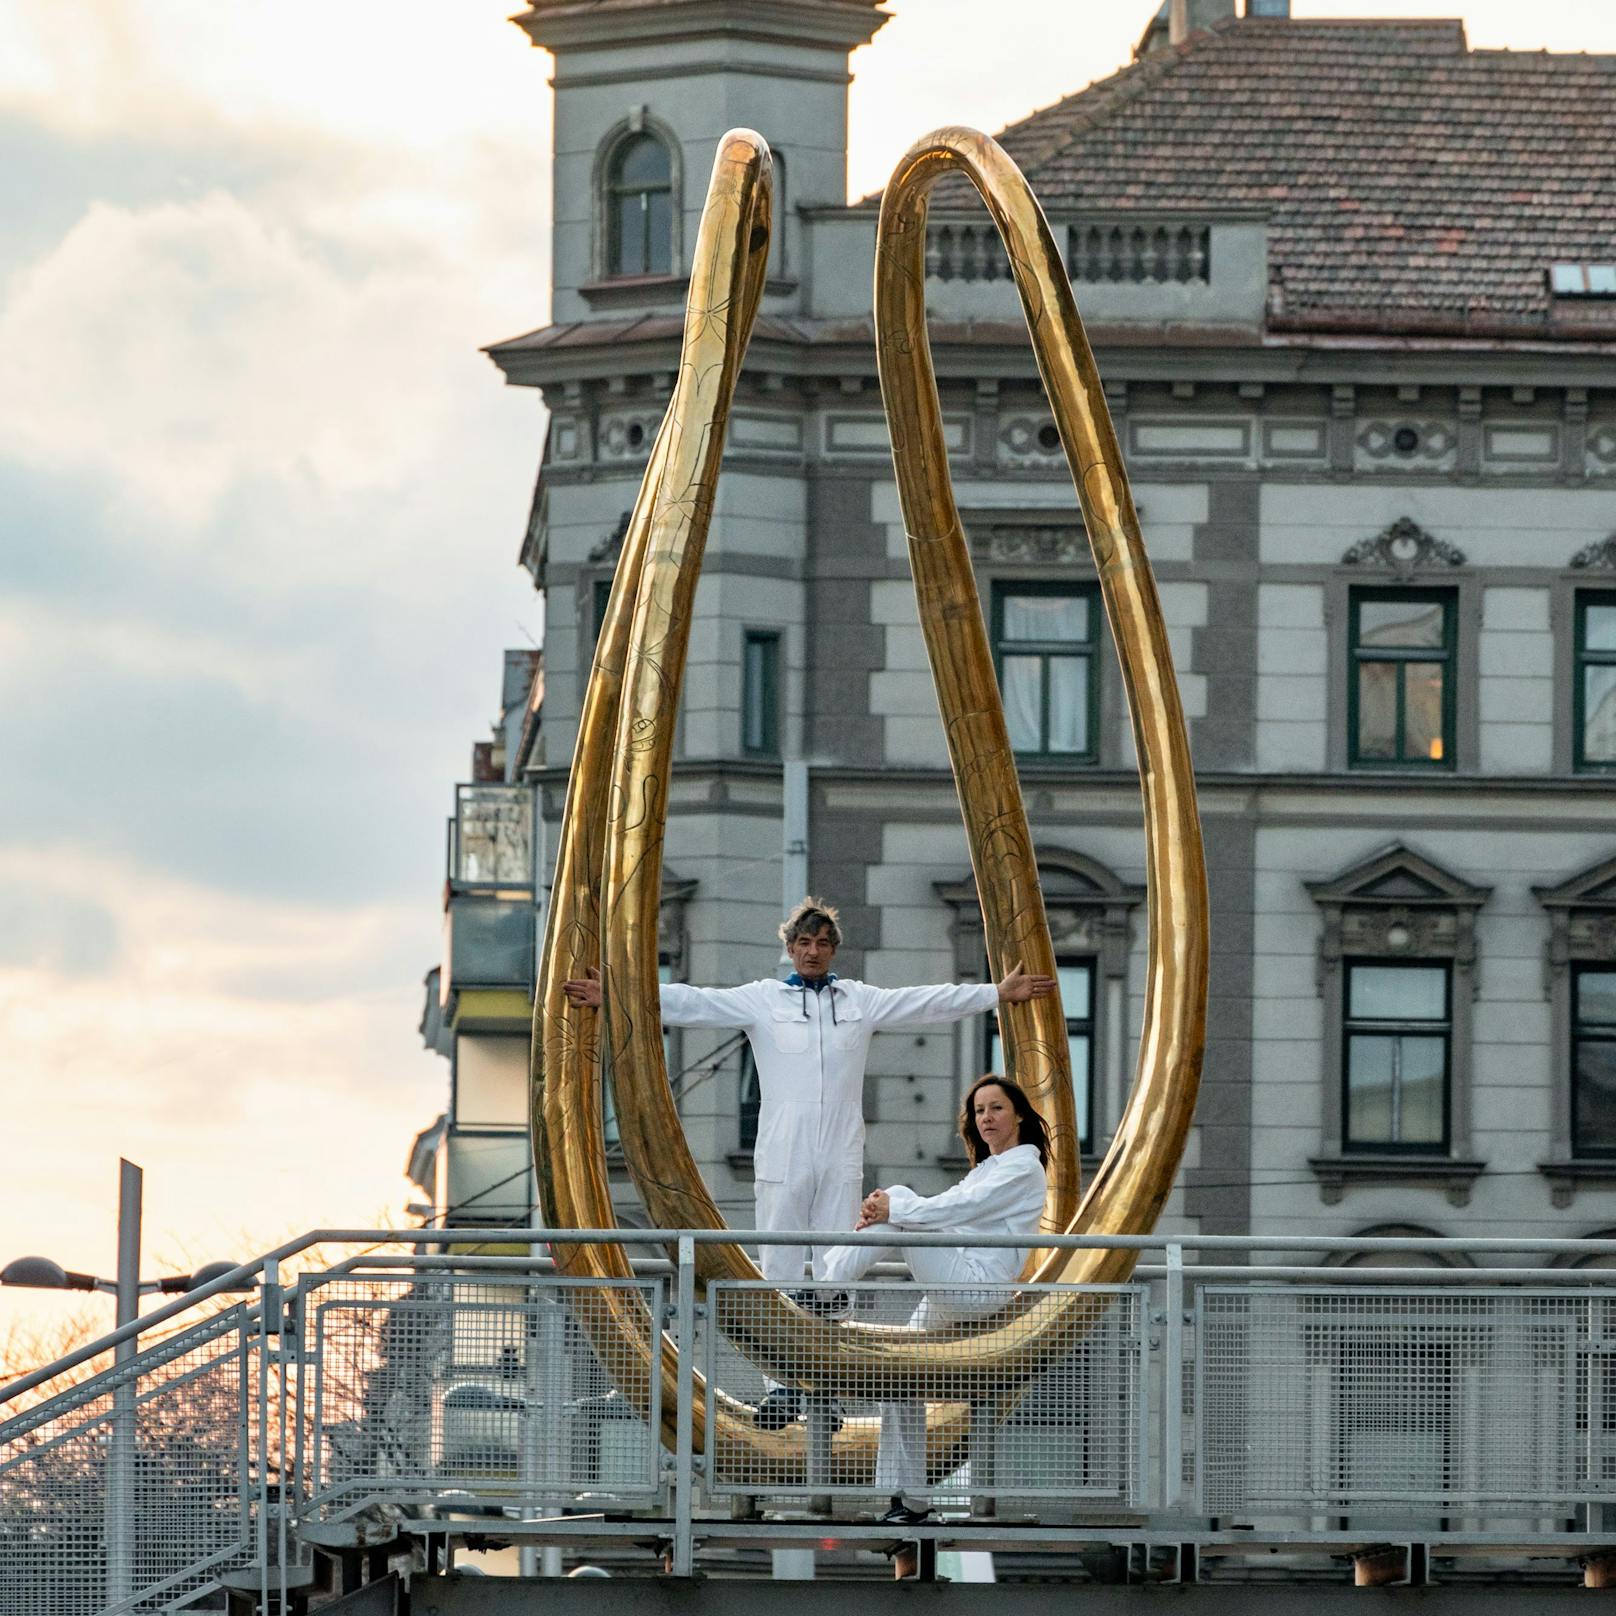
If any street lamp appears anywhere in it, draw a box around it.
[0,1254,249,1297]
[0,1160,249,1607]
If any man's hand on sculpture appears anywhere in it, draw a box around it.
[996,961,1058,1003]
[562,967,603,1008]
[856,1188,890,1230]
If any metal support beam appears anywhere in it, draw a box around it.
[673,1235,697,1577]
[106,1159,141,1610]
[1163,1242,1185,1512]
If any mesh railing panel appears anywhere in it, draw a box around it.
[1196,1288,1596,1519]
[705,1281,1145,1508]
[297,1274,663,1520]
[0,1307,257,1616]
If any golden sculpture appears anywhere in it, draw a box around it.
[530,126,1207,1474]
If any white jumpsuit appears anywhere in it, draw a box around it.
[658,976,999,1282]
[821,1143,1048,1507]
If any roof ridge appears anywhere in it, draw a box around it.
[851,26,1189,207]
[988,36,1189,178]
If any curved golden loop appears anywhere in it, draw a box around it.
[876,128,1208,1294]
[531,126,1207,1478]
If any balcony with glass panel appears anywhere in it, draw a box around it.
[443,784,540,997]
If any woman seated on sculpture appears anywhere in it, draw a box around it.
[821,1074,1050,1525]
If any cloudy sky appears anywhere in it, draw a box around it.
[4,0,1615,1352]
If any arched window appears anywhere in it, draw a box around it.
[607,133,673,277]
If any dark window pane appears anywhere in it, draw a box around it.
[1403,661,1446,763]
[616,195,646,275]
[1396,1036,1447,1143]
[1575,1040,1616,1152]
[616,134,670,188]
[988,955,1093,1150]
[592,578,614,653]
[742,635,777,754]
[1346,1034,1396,1142]
[1585,665,1616,763]
[1358,598,1445,648]
[1347,1033,1445,1146]
[1349,965,1446,1021]
[1585,603,1616,653]
[739,1048,761,1150]
[646,190,673,274]
[1002,655,1042,750]
[1046,657,1087,753]
[1579,972,1616,1026]
[1002,594,1086,643]
[1356,663,1398,758]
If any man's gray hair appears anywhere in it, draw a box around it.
[778,896,843,949]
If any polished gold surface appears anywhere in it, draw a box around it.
[875,128,1207,1296]
[531,125,1207,1475]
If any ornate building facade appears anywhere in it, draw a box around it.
[413,0,1616,1264]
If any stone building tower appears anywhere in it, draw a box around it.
[489,0,893,1223]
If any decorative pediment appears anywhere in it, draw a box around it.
[1307,845,1490,972]
[963,507,1090,567]
[1535,853,1616,913]
[935,848,1143,977]
[1535,853,1616,975]
[1570,534,1616,571]
[1307,844,1490,911]
[1341,516,1466,579]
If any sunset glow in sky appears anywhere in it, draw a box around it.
[4,0,1616,1356]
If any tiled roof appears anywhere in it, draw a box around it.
[923,17,1616,340]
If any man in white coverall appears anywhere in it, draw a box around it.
[564,896,1054,1428]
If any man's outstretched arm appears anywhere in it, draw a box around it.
[862,964,1057,1029]
[560,968,757,1029]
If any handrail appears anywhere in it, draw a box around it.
[11,1223,1616,1404]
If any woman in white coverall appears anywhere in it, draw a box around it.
[821,1074,1050,1524]
[563,897,1054,1429]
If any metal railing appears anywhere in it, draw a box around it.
[706,1278,1147,1508]
[295,1271,664,1523]
[0,1302,271,1615]
[10,1229,1616,1608]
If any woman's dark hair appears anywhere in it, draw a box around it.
[958,1075,1049,1167]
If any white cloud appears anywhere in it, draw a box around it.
[0,596,318,707]
[0,850,448,1290]
[0,0,545,150]
[0,187,537,532]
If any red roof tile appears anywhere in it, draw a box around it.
[919,17,1616,339]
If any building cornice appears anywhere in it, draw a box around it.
[528,758,1616,801]
[514,0,888,54]
[487,319,1616,394]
